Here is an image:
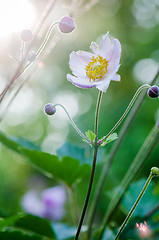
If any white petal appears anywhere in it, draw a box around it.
[108,38,121,71]
[100,32,113,59]
[112,73,120,81]
[90,41,100,56]
[96,79,111,92]
[67,74,96,89]
[69,51,94,77]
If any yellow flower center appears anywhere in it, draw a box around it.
[85,55,109,82]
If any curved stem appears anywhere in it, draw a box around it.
[98,122,159,239]
[87,69,159,236]
[36,21,58,58]
[54,103,90,143]
[114,171,154,240]
[74,91,102,240]
[99,84,151,144]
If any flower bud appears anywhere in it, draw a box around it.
[151,167,159,177]
[59,16,76,33]
[44,104,56,115]
[147,85,159,98]
[28,51,36,62]
[21,29,33,42]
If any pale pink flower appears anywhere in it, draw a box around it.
[21,186,66,221]
[67,32,121,92]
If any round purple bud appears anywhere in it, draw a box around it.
[45,104,56,116]
[59,16,76,33]
[21,29,33,42]
[147,85,159,98]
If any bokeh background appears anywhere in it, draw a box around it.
[0,0,158,236]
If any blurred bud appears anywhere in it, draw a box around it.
[147,85,159,98]
[59,16,76,33]
[21,186,66,221]
[151,167,159,177]
[21,29,33,42]
[28,51,36,62]
[44,104,56,115]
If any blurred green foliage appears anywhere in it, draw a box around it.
[0,0,159,239]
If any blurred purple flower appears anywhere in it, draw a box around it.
[21,186,66,221]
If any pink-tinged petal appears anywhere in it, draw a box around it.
[90,41,100,55]
[100,32,113,59]
[108,38,121,70]
[112,73,120,81]
[69,51,94,77]
[67,74,96,89]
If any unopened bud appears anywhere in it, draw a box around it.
[28,51,36,62]
[147,85,159,98]
[44,104,56,115]
[21,29,33,42]
[59,16,76,33]
[151,167,159,177]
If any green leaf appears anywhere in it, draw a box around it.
[0,213,24,231]
[0,229,44,240]
[15,214,55,238]
[0,214,55,239]
[0,132,91,187]
[100,133,118,146]
[57,142,93,165]
[85,130,96,142]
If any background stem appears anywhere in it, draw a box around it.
[99,122,159,238]
[87,69,159,237]
[114,172,153,240]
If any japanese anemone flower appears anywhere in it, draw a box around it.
[67,32,121,92]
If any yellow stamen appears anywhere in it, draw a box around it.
[85,55,109,82]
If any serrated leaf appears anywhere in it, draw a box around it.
[0,131,91,187]
[85,130,96,142]
[100,133,118,146]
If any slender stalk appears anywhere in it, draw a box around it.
[98,122,159,238]
[87,69,159,237]
[54,103,90,143]
[0,0,57,104]
[99,84,151,144]
[74,91,102,240]
[114,171,154,240]
[36,22,58,58]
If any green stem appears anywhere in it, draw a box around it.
[98,122,159,238]
[74,91,102,240]
[54,103,90,143]
[36,21,58,58]
[114,171,154,240]
[87,70,159,237]
[99,84,151,144]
